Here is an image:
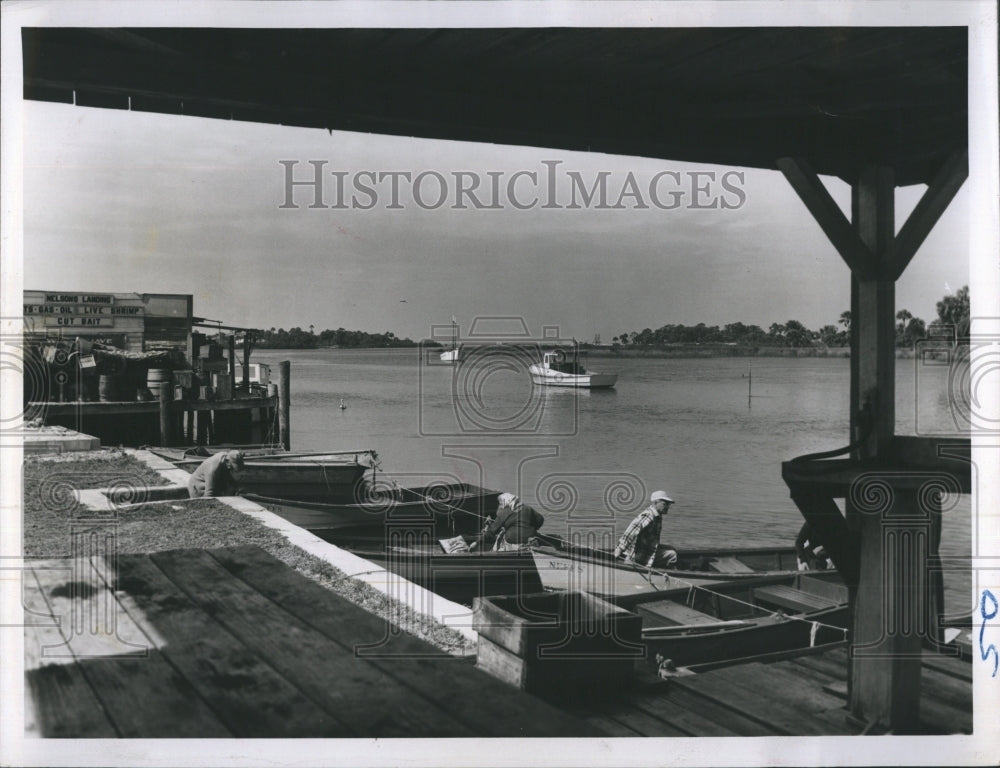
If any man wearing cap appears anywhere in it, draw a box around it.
[187,450,245,498]
[613,490,678,568]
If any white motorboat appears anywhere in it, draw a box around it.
[440,316,460,364]
[529,350,617,388]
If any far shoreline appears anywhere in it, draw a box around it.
[256,345,933,360]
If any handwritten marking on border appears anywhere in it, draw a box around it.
[980,589,998,677]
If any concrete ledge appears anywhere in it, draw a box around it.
[23,427,100,455]
[126,448,195,486]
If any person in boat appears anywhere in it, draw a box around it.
[475,492,545,552]
[613,490,678,568]
[795,521,833,570]
[187,450,245,498]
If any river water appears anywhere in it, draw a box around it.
[254,347,972,610]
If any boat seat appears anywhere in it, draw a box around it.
[707,556,755,573]
[752,585,838,614]
[637,600,719,628]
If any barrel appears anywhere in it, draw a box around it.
[98,374,116,402]
[147,368,173,394]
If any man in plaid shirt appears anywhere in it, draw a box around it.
[613,490,677,568]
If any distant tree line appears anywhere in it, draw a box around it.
[610,286,970,350]
[255,326,420,349]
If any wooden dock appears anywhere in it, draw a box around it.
[23,546,593,738]
[565,646,972,737]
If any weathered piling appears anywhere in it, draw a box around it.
[278,360,291,450]
[158,382,173,446]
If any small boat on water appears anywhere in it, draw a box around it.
[614,570,849,670]
[529,349,617,389]
[148,445,379,501]
[244,482,500,540]
[531,536,806,596]
[440,316,461,364]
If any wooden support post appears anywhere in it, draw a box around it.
[850,487,928,733]
[242,335,252,395]
[228,335,236,400]
[850,165,896,459]
[278,360,291,451]
[848,164,925,732]
[158,382,173,447]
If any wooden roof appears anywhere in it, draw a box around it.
[22,27,966,186]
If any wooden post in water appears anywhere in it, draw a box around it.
[278,360,291,451]
[158,382,173,447]
[228,335,237,400]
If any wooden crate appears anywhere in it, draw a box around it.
[473,591,643,696]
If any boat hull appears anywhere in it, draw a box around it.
[531,541,805,596]
[528,364,617,388]
[347,544,544,606]
[151,447,377,500]
[245,483,500,539]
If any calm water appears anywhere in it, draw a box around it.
[255,348,972,608]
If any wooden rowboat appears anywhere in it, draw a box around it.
[148,446,379,500]
[613,570,849,670]
[244,483,500,540]
[530,536,808,597]
[343,541,544,606]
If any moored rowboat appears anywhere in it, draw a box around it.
[613,570,849,670]
[531,536,808,597]
[148,446,379,500]
[343,540,544,606]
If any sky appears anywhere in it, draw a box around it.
[22,99,969,344]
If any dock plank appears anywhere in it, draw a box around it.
[148,548,478,738]
[26,559,151,663]
[670,664,840,736]
[25,663,119,738]
[578,713,650,737]
[634,684,775,736]
[23,558,231,738]
[114,554,351,737]
[76,652,234,738]
[721,662,853,719]
[208,545,595,738]
[629,692,748,736]
[921,652,972,682]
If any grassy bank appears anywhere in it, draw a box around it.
[22,450,474,655]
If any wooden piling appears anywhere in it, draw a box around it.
[278,360,290,451]
[228,335,237,400]
[158,382,173,446]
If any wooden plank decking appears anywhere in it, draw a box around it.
[23,546,595,738]
[565,645,972,737]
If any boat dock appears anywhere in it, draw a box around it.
[23,545,591,738]
[23,542,972,739]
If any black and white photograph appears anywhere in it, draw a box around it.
[1,1,997,766]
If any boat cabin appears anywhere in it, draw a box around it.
[542,351,586,375]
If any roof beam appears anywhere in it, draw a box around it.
[777,156,876,278]
[890,148,968,280]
